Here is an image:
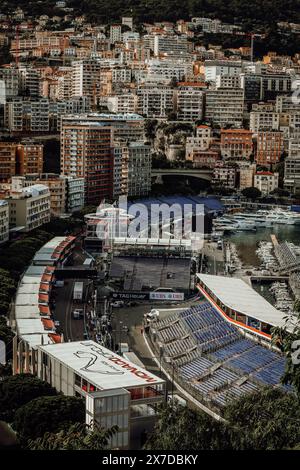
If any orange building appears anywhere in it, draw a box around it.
[0,142,17,182]
[16,143,44,175]
[220,129,253,161]
[256,131,283,166]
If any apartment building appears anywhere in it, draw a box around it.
[107,94,138,114]
[0,66,20,99]
[205,88,244,127]
[254,171,279,195]
[61,120,113,205]
[72,59,102,102]
[216,74,241,89]
[65,176,85,213]
[113,141,151,198]
[256,131,283,166]
[220,129,253,161]
[0,200,9,244]
[7,184,50,232]
[0,142,17,182]
[137,85,174,118]
[204,60,242,82]
[153,34,189,57]
[5,97,90,132]
[147,59,193,82]
[176,83,205,122]
[126,142,151,197]
[249,108,280,134]
[284,139,300,194]
[61,113,145,143]
[17,143,44,175]
[212,161,237,189]
[238,163,256,190]
[110,24,122,43]
[186,125,213,160]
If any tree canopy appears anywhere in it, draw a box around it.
[0,373,57,422]
[13,395,85,441]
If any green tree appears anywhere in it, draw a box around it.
[0,374,57,422]
[241,186,262,200]
[224,387,300,450]
[13,395,85,441]
[144,402,233,450]
[272,309,300,395]
[28,422,118,450]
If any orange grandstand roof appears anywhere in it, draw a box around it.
[40,282,50,292]
[42,319,55,330]
[49,334,62,343]
[39,305,51,316]
[41,273,52,283]
[39,293,49,303]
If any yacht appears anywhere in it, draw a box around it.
[228,215,257,231]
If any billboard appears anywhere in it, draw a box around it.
[149,292,184,301]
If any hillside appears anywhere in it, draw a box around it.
[2,0,300,28]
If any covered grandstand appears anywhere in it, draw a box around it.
[148,301,291,413]
[197,274,293,339]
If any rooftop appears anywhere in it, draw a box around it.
[38,341,164,389]
[197,273,292,329]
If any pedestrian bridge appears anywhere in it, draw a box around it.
[152,168,213,181]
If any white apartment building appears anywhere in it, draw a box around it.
[284,138,300,194]
[153,34,189,57]
[249,111,280,133]
[0,200,9,244]
[205,88,244,127]
[65,176,85,213]
[176,84,204,121]
[137,85,175,118]
[110,25,122,43]
[216,74,241,89]
[147,59,193,82]
[5,97,90,133]
[107,94,138,114]
[7,184,50,232]
[254,171,279,195]
[0,67,20,99]
[204,60,242,82]
[72,59,101,100]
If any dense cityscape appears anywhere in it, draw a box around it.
[1,0,300,455]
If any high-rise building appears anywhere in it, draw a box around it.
[137,85,174,118]
[0,200,9,244]
[255,131,283,166]
[0,142,17,182]
[72,59,101,103]
[205,88,244,127]
[16,143,44,175]
[284,138,300,194]
[176,83,205,122]
[61,119,113,205]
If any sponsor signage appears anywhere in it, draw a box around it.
[149,292,184,301]
[112,292,149,300]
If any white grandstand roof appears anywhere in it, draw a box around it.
[197,274,290,329]
[38,341,164,389]
[15,305,40,319]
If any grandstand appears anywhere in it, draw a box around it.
[149,301,291,411]
[109,256,191,292]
